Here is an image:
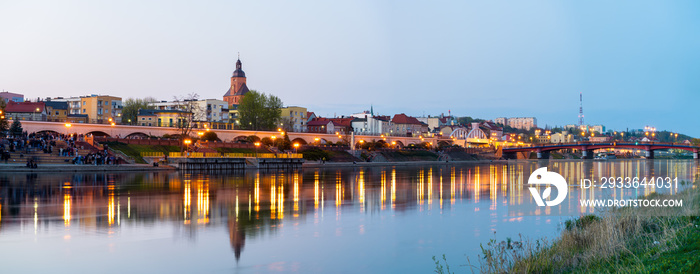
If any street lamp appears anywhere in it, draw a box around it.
[293,143,299,153]
[183,139,192,156]
[254,142,261,158]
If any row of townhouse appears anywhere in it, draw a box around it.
[306,113,435,137]
[2,96,116,124]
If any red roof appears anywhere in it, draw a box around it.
[307,118,332,126]
[329,118,353,127]
[5,101,45,113]
[392,113,422,125]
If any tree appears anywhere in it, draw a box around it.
[201,131,219,141]
[122,97,157,125]
[238,90,283,130]
[9,119,23,137]
[172,93,202,139]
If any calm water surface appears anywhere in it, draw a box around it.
[0,160,696,273]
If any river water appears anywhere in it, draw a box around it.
[0,160,696,273]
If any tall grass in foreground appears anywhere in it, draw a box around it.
[436,180,700,273]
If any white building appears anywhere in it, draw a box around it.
[495,117,537,131]
[350,111,392,136]
[550,132,574,143]
[150,99,229,123]
[416,117,441,131]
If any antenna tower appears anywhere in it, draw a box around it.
[578,93,584,126]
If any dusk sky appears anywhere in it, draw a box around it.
[1,1,699,136]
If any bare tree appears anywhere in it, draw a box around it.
[172,93,202,139]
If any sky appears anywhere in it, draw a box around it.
[1,0,699,136]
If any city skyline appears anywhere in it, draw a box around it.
[1,1,699,136]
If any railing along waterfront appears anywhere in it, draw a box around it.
[142,152,165,157]
[142,152,303,159]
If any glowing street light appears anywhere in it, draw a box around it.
[293,143,300,153]
[254,142,261,158]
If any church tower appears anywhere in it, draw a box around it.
[223,57,250,106]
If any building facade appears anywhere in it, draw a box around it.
[0,92,24,103]
[495,117,537,131]
[150,99,229,125]
[280,106,308,132]
[137,109,192,127]
[5,102,46,121]
[53,95,122,124]
[44,101,69,122]
[351,113,391,136]
[550,132,574,143]
[391,114,425,136]
[307,119,334,134]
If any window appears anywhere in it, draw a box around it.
[148,118,152,120]
[82,109,86,113]
[83,101,86,106]
[55,111,59,115]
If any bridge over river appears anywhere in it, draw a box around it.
[18,121,446,148]
[503,142,700,159]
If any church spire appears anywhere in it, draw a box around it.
[232,55,245,77]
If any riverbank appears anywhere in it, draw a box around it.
[0,163,175,172]
[302,159,508,168]
[473,181,700,273]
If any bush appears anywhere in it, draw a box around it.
[201,131,219,141]
[261,137,273,146]
[564,214,601,231]
[301,148,330,161]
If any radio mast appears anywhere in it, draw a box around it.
[578,93,584,127]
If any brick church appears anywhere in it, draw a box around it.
[223,58,250,106]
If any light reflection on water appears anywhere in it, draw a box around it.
[0,159,696,273]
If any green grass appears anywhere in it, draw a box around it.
[438,180,700,273]
[103,142,181,164]
[481,182,699,273]
[643,223,700,273]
